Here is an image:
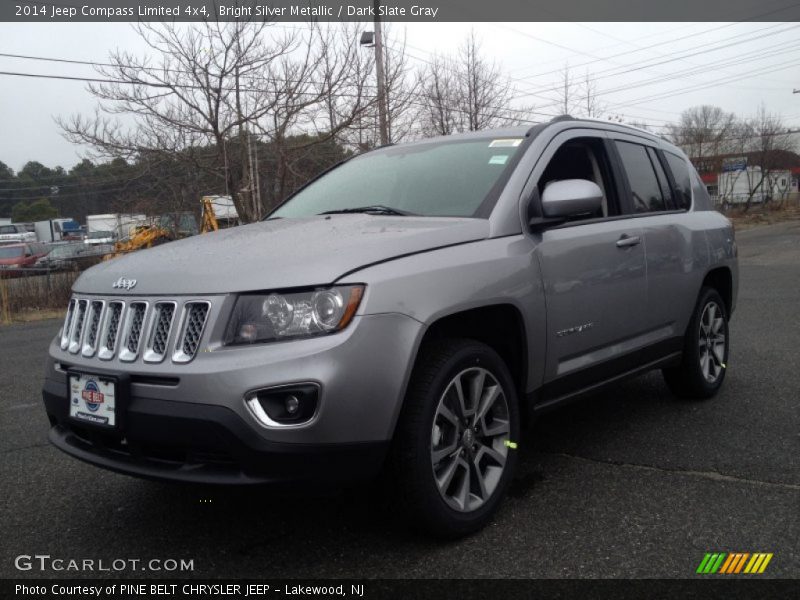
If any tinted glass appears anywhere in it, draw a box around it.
[0,246,24,258]
[615,141,665,213]
[665,152,693,210]
[272,138,524,219]
[0,225,15,234]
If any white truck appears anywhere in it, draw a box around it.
[35,218,82,243]
[85,213,147,245]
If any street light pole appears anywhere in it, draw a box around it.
[373,0,389,145]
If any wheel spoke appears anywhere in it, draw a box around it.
[711,342,725,364]
[475,384,500,423]
[476,442,506,468]
[469,370,486,415]
[712,317,724,334]
[435,452,462,491]
[700,351,710,380]
[452,377,468,421]
[481,417,510,438]
[437,404,459,428]
[471,457,488,501]
[432,438,459,465]
[454,459,471,509]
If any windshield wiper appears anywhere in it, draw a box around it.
[319,205,417,216]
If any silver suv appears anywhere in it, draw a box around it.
[42,118,737,536]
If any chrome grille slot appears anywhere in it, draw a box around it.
[119,302,148,362]
[60,295,213,365]
[143,302,176,363]
[173,302,210,363]
[98,301,124,360]
[60,298,76,350]
[81,301,105,357]
[68,300,88,354]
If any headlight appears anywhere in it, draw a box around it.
[225,285,364,345]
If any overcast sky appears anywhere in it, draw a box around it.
[1,21,798,172]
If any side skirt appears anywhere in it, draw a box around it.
[529,339,683,414]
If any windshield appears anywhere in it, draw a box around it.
[89,231,113,239]
[0,246,24,258]
[271,137,525,219]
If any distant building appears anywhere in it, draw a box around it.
[690,150,800,205]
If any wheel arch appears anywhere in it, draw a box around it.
[701,266,733,318]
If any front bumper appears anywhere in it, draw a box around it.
[43,391,388,485]
[42,312,423,484]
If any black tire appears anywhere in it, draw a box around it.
[662,286,729,399]
[390,338,520,538]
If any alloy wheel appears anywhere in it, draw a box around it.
[430,367,511,512]
[698,301,726,383]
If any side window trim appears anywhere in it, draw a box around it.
[613,138,677,215]
[646,147,674,211]
[654,149,684,212]
[606,139,635,215]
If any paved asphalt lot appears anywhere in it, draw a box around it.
[1,221,798,580]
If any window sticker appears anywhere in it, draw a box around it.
[489,155,509,165]
[489,139,522,148]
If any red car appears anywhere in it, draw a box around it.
[0,242,50,277]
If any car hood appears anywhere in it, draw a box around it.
[73,215,489,295]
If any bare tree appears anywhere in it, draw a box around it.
[580,70,605,118]
[417,53,459,136]
[741,104,797,210]
[59,20,374,221]
[555,65,576,116]
[417,30,522,135]
[345,25,417,148]
[666,105,738,160]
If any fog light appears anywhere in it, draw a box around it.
[285,395,300,415]
[245,384,319,427]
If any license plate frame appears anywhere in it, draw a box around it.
[67,369,128,431]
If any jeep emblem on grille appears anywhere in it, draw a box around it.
[112,277,137,290]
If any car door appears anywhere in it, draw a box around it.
[528,129,648,394]
[610,135,699,352]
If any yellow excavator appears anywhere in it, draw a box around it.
[104,200,219,260]
[104,224,175,260]
[200,196,219,233]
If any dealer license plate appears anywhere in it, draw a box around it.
[69,372,117,428]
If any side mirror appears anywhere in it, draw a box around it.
[540,179,603,218]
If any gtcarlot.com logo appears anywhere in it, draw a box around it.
[14,554,194,572]
[696,552,773,574]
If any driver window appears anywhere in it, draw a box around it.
[537,138,618,219]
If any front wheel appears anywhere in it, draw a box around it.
[663,287,729,399]
[390,339,520,538]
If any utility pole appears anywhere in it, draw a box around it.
[373,0,389,145]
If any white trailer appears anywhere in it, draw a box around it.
[717,167,792,205]
[34,218,81,243]
[85,213,147,244]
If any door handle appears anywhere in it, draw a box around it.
[616,234,641,248]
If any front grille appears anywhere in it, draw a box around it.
[104,302,123,353]
[68,300,88,354]
[60,299,76,350]
[62,295,212,365]
[120,302,147,362]
[144,302,176,363]
[81,301,104,357]
[174,302,210,363]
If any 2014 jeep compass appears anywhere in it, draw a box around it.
[42,118,738,536]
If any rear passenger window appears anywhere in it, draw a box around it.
[664,152,693,210]
[615,141,665,213]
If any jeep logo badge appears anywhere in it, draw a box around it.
[112,277,137,290]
